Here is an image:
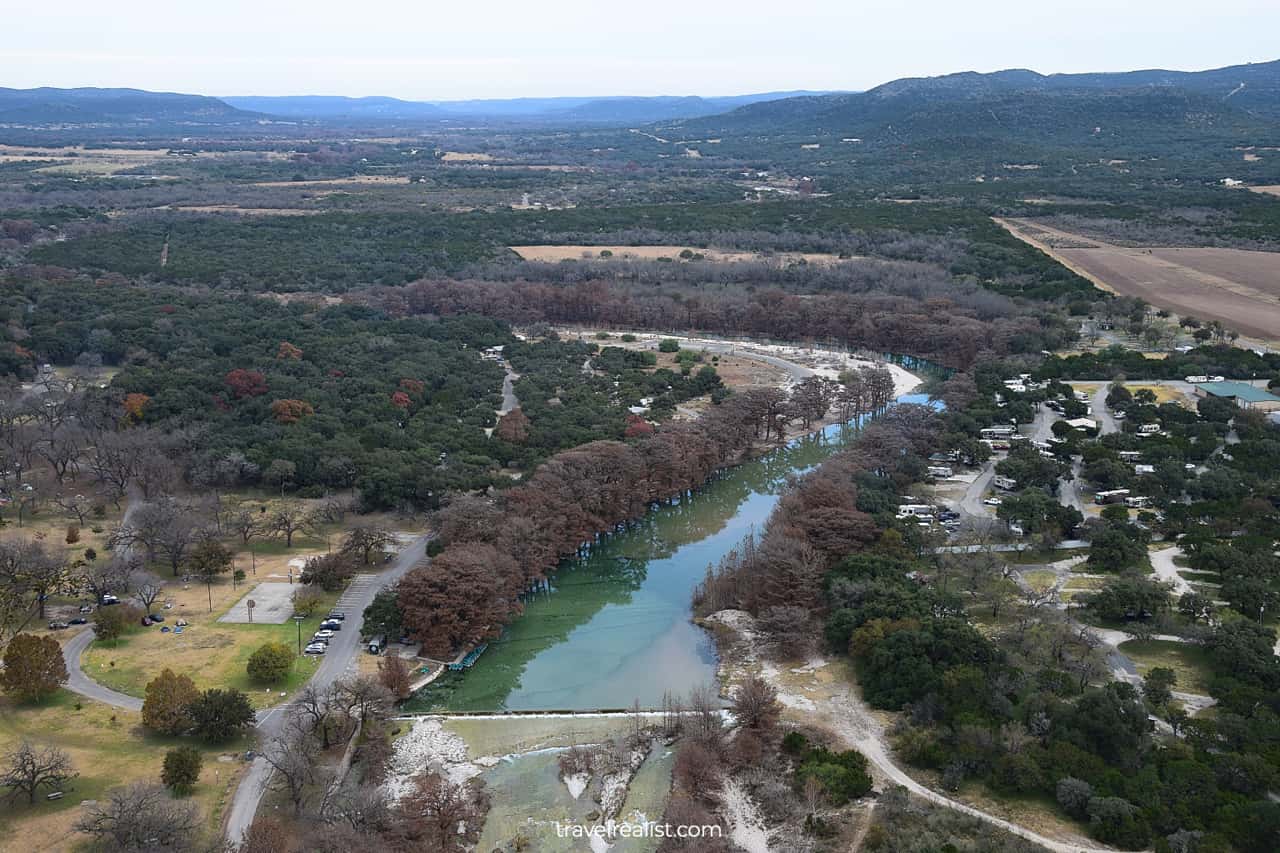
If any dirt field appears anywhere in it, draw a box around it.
[252,176,410,188]
[440,151,494,162]
[1247,185,1280,197]
[167,205,323,216]
[510,245,848,265]
[997,218,1280,343]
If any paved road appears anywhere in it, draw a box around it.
[498,363,520,415]
[224,533,431,843]
[1089,383,1119,436]
[61,628,143,712]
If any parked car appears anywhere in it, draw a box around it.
[327,611,346,622]
[149,613,165,622]
[78,604,94,614]
[47,620,69,630]
[319,620,341,632]
[314,629,335,640]
[304,642,327,655]
[100,594,119,605]
[70,616,87,625]
[983,497,1003,506]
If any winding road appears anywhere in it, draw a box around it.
[57,530,433,844]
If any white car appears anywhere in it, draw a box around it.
[313,629,335,640]
[304,643,327,655]
[983,497,1003,506]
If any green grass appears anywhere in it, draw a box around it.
[1177,570,1222,585]
[1117,639,1214,695]
[81,589,339,709]
[1006,547,1089,565]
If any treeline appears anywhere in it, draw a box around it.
[1038,344,1280,382]
[369,277,1068,369]
[396,373,897,658]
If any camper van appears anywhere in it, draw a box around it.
[980,426,1017,440]
[1095,489,1131,505]
[1137,424,1162,436]
[993,475,1019,491]
[927,466,954,479]
[896,504,936,520]
[1125,496,1152,509]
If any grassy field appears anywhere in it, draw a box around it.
[1117,639,1214,695]
[81,579,339,710]
[0,691,249,851]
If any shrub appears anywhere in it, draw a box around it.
[93,604,143,644]
[246,642,294,684]
[188,688,255,743]
[658,338,680,353]
[161,746,202,796]
[796,746,873,805]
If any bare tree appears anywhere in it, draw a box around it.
[1,741,76,804]
[269,502,312,548]
[260,715,323,817]
[131,573,163,616]
[731,675,780,731]
[75,783,199,850]
[342,526,396,565]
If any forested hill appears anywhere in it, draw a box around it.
[674,59,1280,139]
[0,87,263,126]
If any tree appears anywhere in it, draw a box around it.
[494,408,530,444]
[659,338,681,353]
[301,552,356,592]
[1143,666,1177,708]
[342,525,396,565]
[225,368,268,399]
[188,688,255,743]
[378,653,412,701]
[270,399,314,425]
[292,586,325,618]
[260,715,321,817]
[269,502,311,547]
[389,770,488,851]
[247,642,294,684]
[76,783,200,851]
[93,603,141,644]
[0,633,67,702]
[1,741,75,804]
[731,675,780,731]
[142,669,199,735]
[186,539,232,610]
[161,746,202,796]
[132,574,163,615]
[239,817,293,853]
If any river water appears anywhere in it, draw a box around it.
[408,392,933,713]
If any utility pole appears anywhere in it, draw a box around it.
[293,615,305,655]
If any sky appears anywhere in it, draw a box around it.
[5,0,1280,100]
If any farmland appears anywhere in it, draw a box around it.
[998,218,1280,342]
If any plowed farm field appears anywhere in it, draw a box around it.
[997,218,1280,342]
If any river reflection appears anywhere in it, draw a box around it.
[407,394,932,712]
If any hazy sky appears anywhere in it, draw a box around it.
[5,0,1279,100]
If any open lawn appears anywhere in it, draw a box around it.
[1117,639,1214,696]
[0,691,248,851]
[80,579,338,710]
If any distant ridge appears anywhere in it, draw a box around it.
[674,59,1280,138]
[0,87,262,125]
[223,91,837,124]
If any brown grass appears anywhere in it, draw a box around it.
[0,692,247,851]
[997,218,1280,343]
[1248,185,1280,197]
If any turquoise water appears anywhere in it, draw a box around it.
[409,393,932,712]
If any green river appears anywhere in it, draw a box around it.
[408,391,933,713]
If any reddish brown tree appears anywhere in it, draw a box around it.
[224,369,268,399]
[270,399,314,424]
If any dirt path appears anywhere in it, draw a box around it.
[707,611,1114,853]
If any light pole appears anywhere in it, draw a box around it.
[293,615,305,655]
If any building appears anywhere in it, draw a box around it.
[1195,381,1280,412]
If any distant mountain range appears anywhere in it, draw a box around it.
[221,92,834,124]
[674,59,1280,140]
[0,87,262,126]
[3,59,1278,138]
